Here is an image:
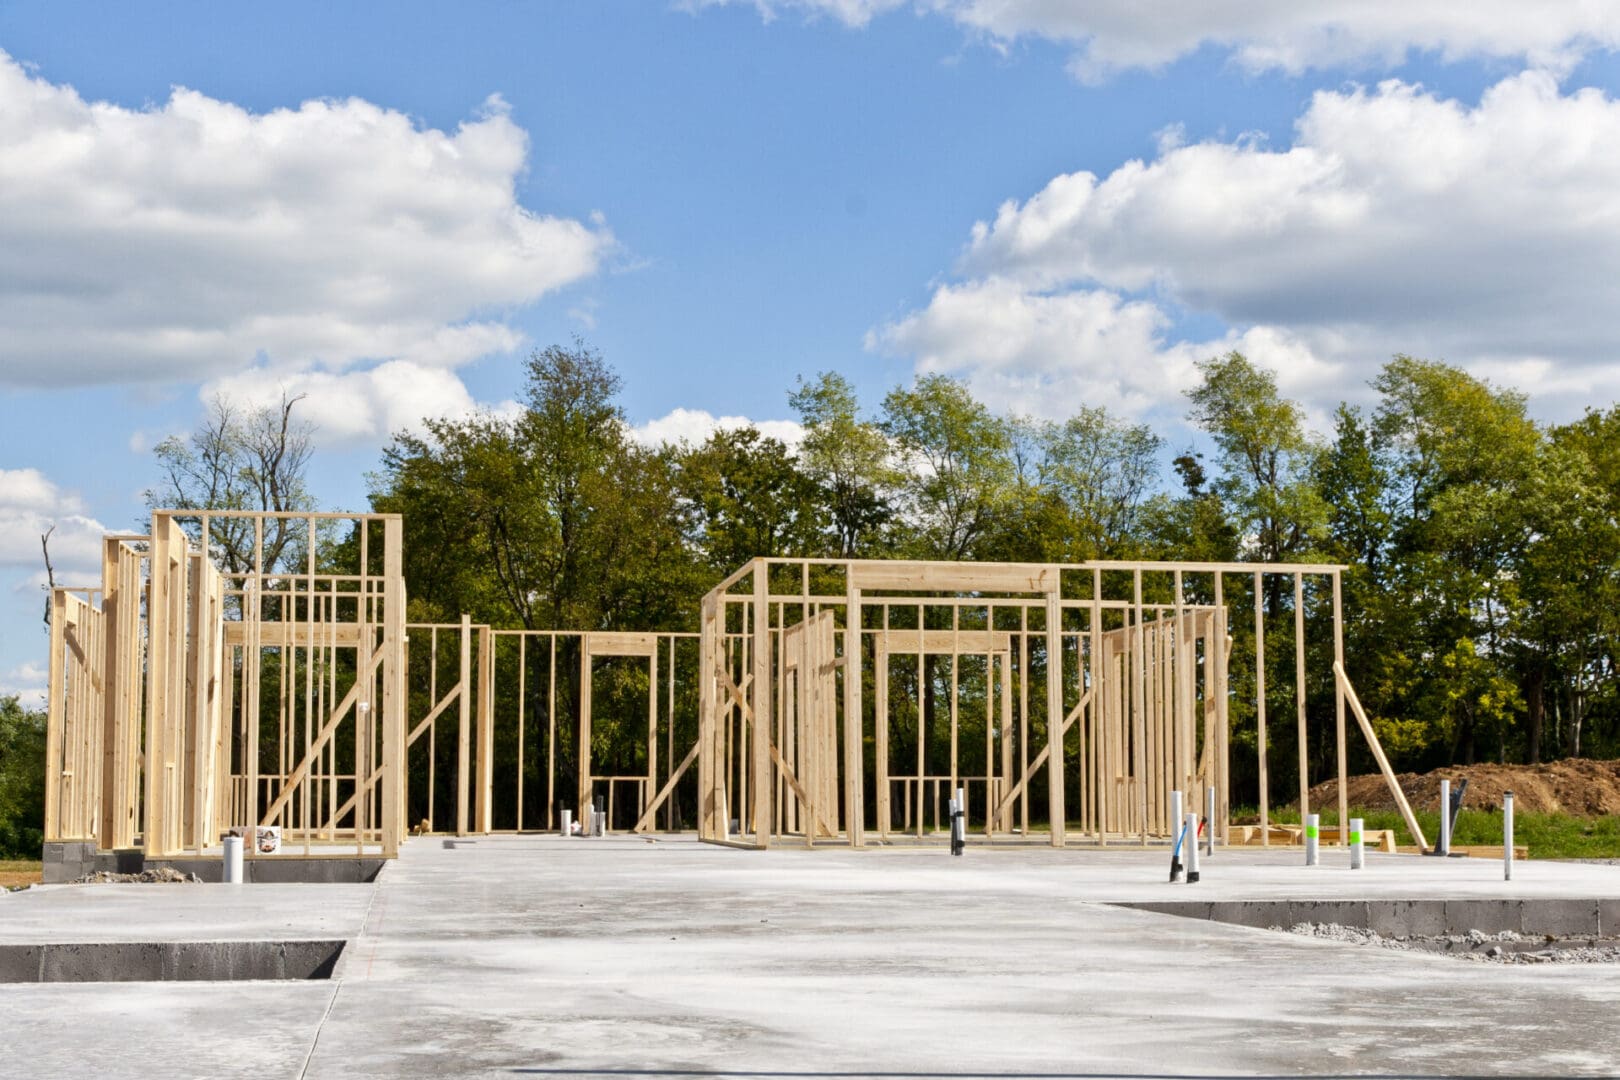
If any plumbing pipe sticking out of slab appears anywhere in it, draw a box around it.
[1305,813,1320,867]
[1184,813,1201,884]
[1438,780,1451,857]
[1504,791,1514,882]
[560,809,572,837]
[950,788,966,856]
[223,835,243,884]
[1169,790,1184,882]
[1349,817,1364,870]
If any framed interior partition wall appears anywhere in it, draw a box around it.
[401,626,701,837]
[697,558,1428,852]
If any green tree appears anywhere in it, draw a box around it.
[880,374,1013,560]
[677,425,825,572]
[1037,407,1163,560]
[1519,410,1620,760]
[1137,451,1241,563]
[372,341,699,631]
[1370,356,1542,763]
[789,372,894,557]
[0,694,46,859]
[1186,351,1328,572]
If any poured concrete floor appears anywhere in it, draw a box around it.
[4,835,1620,1078]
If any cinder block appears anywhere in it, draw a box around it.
[40,841,96,883]
[1367,899,1447,938]
[1444,899,1523,935]
[0,944,44,983]
[1521,899,1600,938]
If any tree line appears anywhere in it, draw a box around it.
[369,342,1620,783]
[9,336,1604,853]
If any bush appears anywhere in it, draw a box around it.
[0,694,47,858]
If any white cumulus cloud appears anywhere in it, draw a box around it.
[0,660,49,704]
[698,1,1620,80]
[203,359,507,445]
[0,468,107,584]
[870,279,1337,421]
[876,72,1620,419]
[0,48,608,400]
[630,408,806,450]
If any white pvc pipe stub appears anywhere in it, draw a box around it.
[1184,812,1201,883]
[1438,779,1452,857]
[222,835,244,884]
[560,809,573,837]
[1168,790,1185,882]
[950,785,967,856]
[1504,791,1515,882]
[1349,817,1365,870]
[1304,813,1320,867]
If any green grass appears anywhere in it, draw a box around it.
[1238,807,1620,859]
[0,858,42,890]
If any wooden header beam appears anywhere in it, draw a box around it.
[848,561,1058,595]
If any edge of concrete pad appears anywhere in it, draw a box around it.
[1113,897,1608,937]
[1600,898,1620,936]
[3,940,347,983]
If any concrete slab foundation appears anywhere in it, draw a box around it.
[5,837,1620,1077]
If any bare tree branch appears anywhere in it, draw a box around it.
[40,525,57,630]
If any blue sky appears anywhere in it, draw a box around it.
[4,2,1620,698]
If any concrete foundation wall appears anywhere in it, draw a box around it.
[42,842,385,884]
[0,940,345,983]
[1115,897,1620,937]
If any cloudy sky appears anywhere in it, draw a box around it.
[3,2,1619,698]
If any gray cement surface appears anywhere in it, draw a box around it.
[4,836,1620,1078]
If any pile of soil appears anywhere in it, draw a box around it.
[1303,758,1620,817]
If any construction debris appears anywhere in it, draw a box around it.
[1280,921,1620,963]
[71,868,202,885]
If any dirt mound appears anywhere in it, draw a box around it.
[1304,758,1620,817]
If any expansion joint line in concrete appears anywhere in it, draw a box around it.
[294,982,341,1080]
[297,873,384,1078]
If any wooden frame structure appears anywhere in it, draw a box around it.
[42,511,703,860]
[45,510,408,859]
[401,624,699,838]
[44,515,1426,861]
[697,558,1428,851]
